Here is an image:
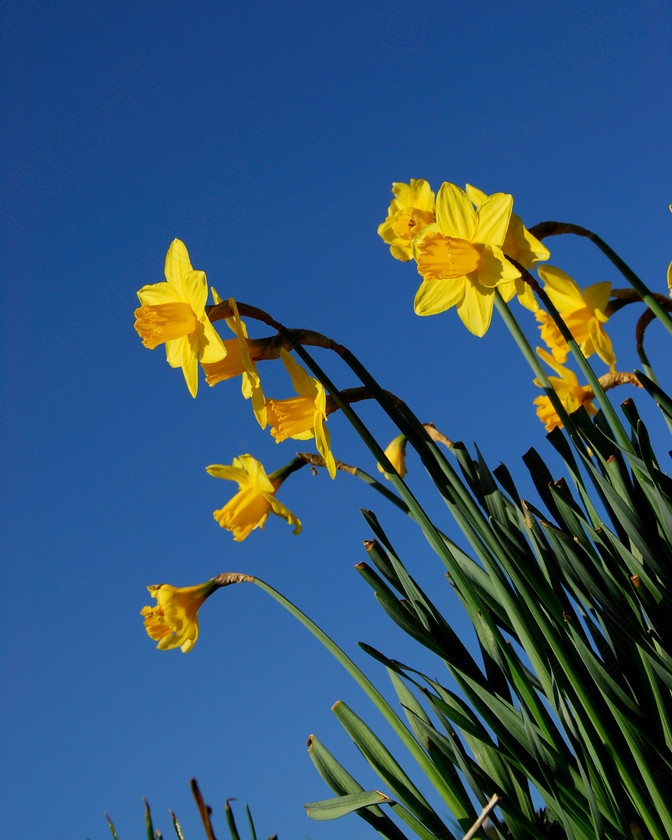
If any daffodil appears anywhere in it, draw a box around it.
[378,179,436,261]
[201,295,270,428]
[533,348,596,432]
[141,579,218,653]
[134,239,226,397]
[538,265,615,368]
[465,184,549,312]
[206,454,301,542]
[266,350,337,478]
[536,309,570,363]
[377,434,408,480]
[413,183,521,336]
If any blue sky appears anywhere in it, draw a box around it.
[2,0,671,838]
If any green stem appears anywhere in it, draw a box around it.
[241,576,464,832]
[493,291,575,434]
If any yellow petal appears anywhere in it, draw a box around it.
[588,317,616,367]
[268,496,302,534]
[313,414,336,479]
[456,283,495,337]
[181,269,209,314]
[473,193,513,247]
[137,282,181,306]
[280,350,319,400]
[476,245,519,288]
[205,463,251,484]
[413,276,466,316]
[197,318,227,364]
[435,183,477,240]
[583,281,612,316]
[464,184,488,206]
[164,239,194,299]
[538,265,583,311]
[535,346,578,384]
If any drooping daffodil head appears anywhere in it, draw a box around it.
[133,239,226,397]
[533,348,596,432]
[412,183,521,336]
[538,265,616,368]
[377,433,408,480]
[265,350,337,479]
[201,294,272,428]
[378,179,436,261]
[141,579,219,653]
[206,453,301,542]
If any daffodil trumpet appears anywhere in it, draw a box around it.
[141,574,252,653]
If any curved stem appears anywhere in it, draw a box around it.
[528,222,672,338]
[219,573,462,832]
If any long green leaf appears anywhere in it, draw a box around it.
[304,791,395,820]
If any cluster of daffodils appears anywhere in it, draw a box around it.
[378,179,640,432]
[134,241,336,531]
[136,186,666,653]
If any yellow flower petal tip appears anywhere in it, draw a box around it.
[206,454,302,541]
[378,179,436,261]
[141,580,218,653]
[377,434,408,480]
[134,239,226,397]
[412,183,519,335]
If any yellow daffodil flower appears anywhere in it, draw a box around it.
[201,294,270,428]
[206,454,301,542]
[533,348,596,432]
[538,265,615,368]
[266,350,337,479]
[465,184,549,312]
[141,579,218,653]
[134,239,226,397]
[536,309,570,363]
[377,433,408,480]
[378,179,436,261]
[413,183,521,336]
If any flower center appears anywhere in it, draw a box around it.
[134,302,198,348]
[416,234,481,281]
[392,208,434,240]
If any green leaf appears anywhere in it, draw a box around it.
[105,813,120,840]
[245,804,257,840]
[307,734,410,840]
[304,790,394,820]
[224,799,241,840]
[332,701,454,839]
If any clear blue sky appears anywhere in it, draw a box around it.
[2,1,671,838]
